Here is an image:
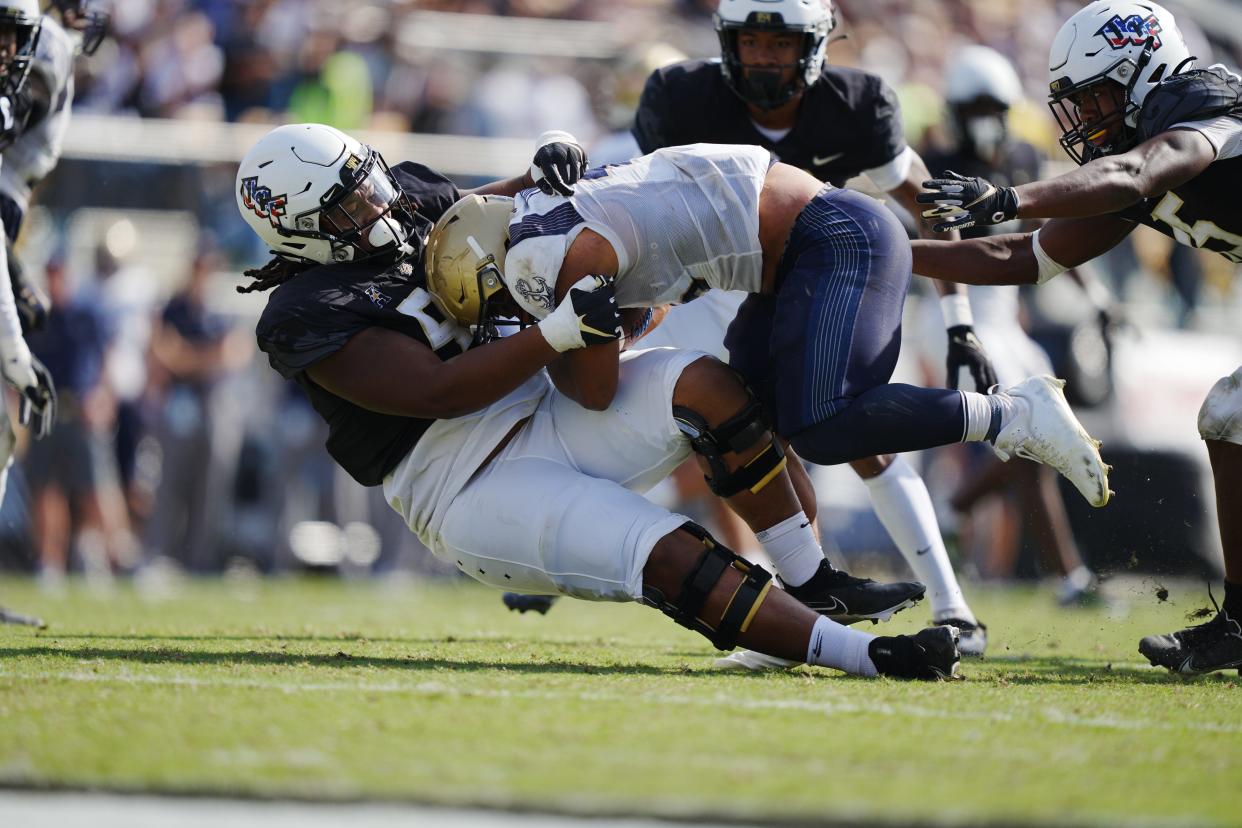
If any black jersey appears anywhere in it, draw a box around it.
[1117,67,1242,263]
[921,140,1044,239]
[632,59,906,188]
[255,162,465,486]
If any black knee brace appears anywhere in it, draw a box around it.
[673,398,786,498]
[641,522,774,651]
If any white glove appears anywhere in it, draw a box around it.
[2,342,56,438]
[537,275,622,352]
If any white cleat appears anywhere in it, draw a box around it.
[712,649,799,672]
[992,375,1111,507]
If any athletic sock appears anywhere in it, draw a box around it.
[755,511,824,587]
[805,615,878,676]
[961,391,1023,443]
[1223,579,1242,618]
[861,457,975,623]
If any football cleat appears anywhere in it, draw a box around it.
[1139,599,1242,676]
[782,559,925,625]
[0,606,45,627]
[712,649,798,672]
[992,376,1110,507]
[502,593,559,615]
[934,617,987,658]
[870,625,961,680]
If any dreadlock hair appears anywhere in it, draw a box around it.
[236,256,312,294]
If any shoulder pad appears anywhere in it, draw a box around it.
[1137,68,1242,142]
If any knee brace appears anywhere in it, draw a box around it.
[673,398,786,498]
[1198,368,1242,446]
[641,522,774,651]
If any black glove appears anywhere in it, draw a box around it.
[917,171,1019,233]
[537,275,622,352]
[531,140,587,197]
[14,353,56,438]
[946,325,998,392]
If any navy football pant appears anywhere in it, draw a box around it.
[724,187,967,466]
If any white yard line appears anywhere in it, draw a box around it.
[3,667,1239,735]
[0,790,697,828]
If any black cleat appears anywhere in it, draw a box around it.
[1139,597,1242,676]
[870,625,961,680]
[0,606,46,628]
[935,617,987,658]
[502,593,559,615]
[782,560,925,625]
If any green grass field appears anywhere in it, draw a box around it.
[0,575,1238,826]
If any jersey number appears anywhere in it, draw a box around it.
[396,286,472,352]
[1151,192,1242,263]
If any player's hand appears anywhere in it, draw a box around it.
[917,171,1019,233]
[945,325,998,391]
[2,349,56,438]
[13,277,49,333]
[530,131,587,197]
[537,275,622,352]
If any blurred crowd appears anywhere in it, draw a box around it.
[5,0,1240,587]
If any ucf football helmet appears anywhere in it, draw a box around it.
[0,0,41,100]
[1046,0,1192,163]
[235,123,426,266]
[715,0,835,110]
[424,194,517,344]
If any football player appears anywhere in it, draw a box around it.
[0,0,109,335]
[625,0,993,652]
[922,45,1103,607]
[424,148,1112,554]
[0,0,56,627]
[235,123,959,680]
[911,0,1242,674]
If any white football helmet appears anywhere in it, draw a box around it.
[1046,0,1192,163]
[944,45,1024,160]
[0,0,41,99]
[424,194,517,344]
[235,123,425,265]
[714,0,835,110]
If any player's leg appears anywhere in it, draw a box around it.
[1141,369,1242,674]
[758,188,1108,508]
[665,351,924,623]
[641,524,959,679]
[852,452,985,654]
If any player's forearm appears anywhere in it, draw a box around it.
[427,327,559,417]
[1014,158,1147,218]
[0,242,29,361]
[910,234,1039,286]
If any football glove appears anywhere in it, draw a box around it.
[2,348,56,438]
[537,275,622,352]
[530,131,587,197]
[945,326,997,392]
[917,171,1019,233]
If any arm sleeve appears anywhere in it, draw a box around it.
[1169,115,1242,161]
[631,70,672,154]
[864,145,917,192]
[860,78,908,171]
[0,178,26,361]
[256,302,360,380]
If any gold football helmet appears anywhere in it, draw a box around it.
[425,194,515,343]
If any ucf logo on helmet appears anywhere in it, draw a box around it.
[1095,13,1163,50]
[239,176,288,228]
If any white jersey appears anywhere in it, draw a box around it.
[505,143,771,316]
[0,16,75,217]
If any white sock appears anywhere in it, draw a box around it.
[805,616,878,676]
[862,457,975,623]
[754,511,823,587]
[961,390,995,442]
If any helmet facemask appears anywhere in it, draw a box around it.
[52,0,108,56]
[0,7,40,100]
[284,148,425,265]
[715,9,833,111]
[1048,46,1155,164]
